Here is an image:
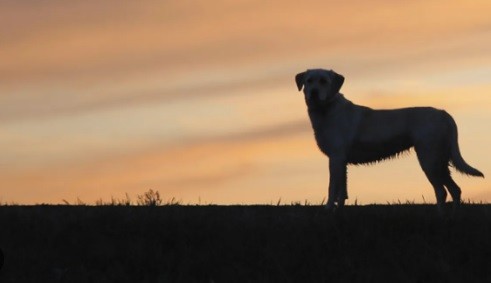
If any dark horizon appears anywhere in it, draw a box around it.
[0,0,489,204]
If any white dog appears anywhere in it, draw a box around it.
[296,69,484,212]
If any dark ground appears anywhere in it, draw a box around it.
[0,204,491,282]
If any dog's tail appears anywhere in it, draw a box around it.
[447,112,484,177]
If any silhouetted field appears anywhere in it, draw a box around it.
[1,204,491,282]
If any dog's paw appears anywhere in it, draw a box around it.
[325,202,336,212]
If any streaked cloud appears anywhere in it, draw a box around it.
[0,0,490,204]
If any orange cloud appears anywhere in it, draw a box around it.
[1,0,490,204]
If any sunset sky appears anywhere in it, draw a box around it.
[1,0,490,204]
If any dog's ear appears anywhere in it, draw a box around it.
[295,71,306,91]
[329,70,345,95]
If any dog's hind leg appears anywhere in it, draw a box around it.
[416,147,448,213]
[425,171,448,214]
[443,169,462,209]
[427,174,447,213]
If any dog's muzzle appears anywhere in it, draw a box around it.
[308,89,327,101]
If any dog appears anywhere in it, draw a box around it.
[295,68,484,212]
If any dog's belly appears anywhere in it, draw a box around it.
[347,134,413,164]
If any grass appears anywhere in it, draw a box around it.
[0,202,491,282]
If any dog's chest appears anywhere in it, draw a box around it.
[308,110,350,156]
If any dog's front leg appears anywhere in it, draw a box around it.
[326,157,347,211]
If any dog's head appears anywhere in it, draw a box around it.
[295,69,345,105]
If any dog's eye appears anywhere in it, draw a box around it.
[307,78,313,84]
[320,78,327,85]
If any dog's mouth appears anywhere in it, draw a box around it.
[308,90,328,102]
